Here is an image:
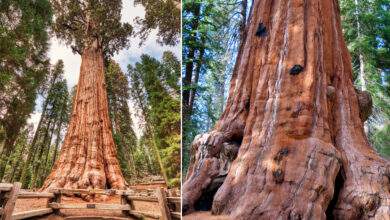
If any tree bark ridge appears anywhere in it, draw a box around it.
[42,42,127,190]
[183,0,389,219]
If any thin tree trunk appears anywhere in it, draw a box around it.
[239,0,248,41]
[20,97,50,187]
[39,120,57,186]
[0,133,18,181]
[183,2,201,120]
[51,115,64,169]
[42,40,127,190]
[31,118,53,189]
[354,0,366,92]
[9,142,28,183]
[358,54,366,90]
[146,126,169,184]
[188,36,205,113]
[183,0,389,219]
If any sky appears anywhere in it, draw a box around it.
[27,0,181,138]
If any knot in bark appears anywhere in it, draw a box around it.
[355,88,373,122]
[255,22,267,37]
[274,148,289,162]
[273,168,284,184]
[326,86,336,99]
[289,65,304,75]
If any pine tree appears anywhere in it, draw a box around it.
[19,61,70,188]
[340,0,390,158]
[128,52,181,187]
[182,0,250,174]
[105,60,138,181]
[134,0,181,46]
[3,125,33,183]
[0,0,52,180]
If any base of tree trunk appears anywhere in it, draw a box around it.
[183,0,390,218]
[184,130,389,219]
[42,43,127,190]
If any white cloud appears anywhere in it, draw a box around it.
[48,38,81,90]
[121,0,145,23]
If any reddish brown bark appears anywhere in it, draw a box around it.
[183,0,390,219]
[42,41,127,190]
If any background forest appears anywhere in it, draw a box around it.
[182,0,390,174]
[0,0,181,188]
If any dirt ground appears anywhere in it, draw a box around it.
[183,211,231,220]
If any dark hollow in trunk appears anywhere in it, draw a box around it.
[325,168,344,220]
[194,175,226,211]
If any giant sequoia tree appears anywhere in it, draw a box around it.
[42,0,132,190]
[183,0,390,219]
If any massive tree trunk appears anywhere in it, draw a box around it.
[183,0,390,219]
[42,41,127,190]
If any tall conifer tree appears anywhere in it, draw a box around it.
[42,0,132,189]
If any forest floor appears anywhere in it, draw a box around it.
[13,183,170,220]
[183,211,231,220]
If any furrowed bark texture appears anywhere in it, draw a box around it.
[42,42,127,190]
[183,0,390,219]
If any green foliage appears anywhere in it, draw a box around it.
[134,0,181,46]
[182,0,248,175]
[370,124,390,157]
[2,125,32,183]
[18,61,70,188]
[128,52,181,187]
[51,0,132,55]
[0,0,52,181]
[105,60,139,181]
[340,0,390,158]
[136,135,160,176]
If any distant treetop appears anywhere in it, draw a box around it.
[134,0,181,46]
